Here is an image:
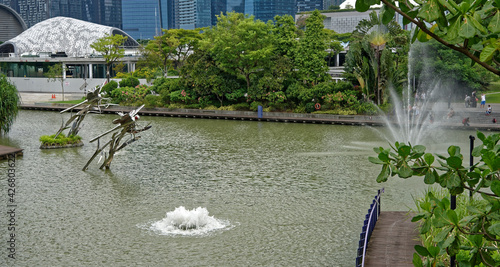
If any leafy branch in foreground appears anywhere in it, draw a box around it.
[369,131,500,266]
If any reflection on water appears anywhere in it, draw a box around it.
[0,110,476,266]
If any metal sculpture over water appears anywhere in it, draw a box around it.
[83,105,152,170]
[54,81,113,138]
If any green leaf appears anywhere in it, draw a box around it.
[447,173,462,188]
[378,151,390,162]
[470,14,487,34]
[448,146,459,157]
[412,214,426,222]
[433,226,452,242]
[446,156,463,169]
[355,0,371,12]
[381,6,395,24]
[413,145,426,154]
[424,153,434,165]
[481,44,499,63]
[488,11,500,33]
[437,0,458,14]
[420,219,431,234]
[482,150,500,171]
[424,170,436,184]
[471,145,483,157]
[398,145,411,157]
[491,180,500,197]
[377,164,390,182]
[398,162,413,178]
[418,0,441,21]
[459,15,476,39]
[446,16,461,41]
[467,205,483,214]
[447,209,458,225]
[369,156,384,164]
[427,245,440,257]
[414,245,430,256]
[412,253,423,267]
[477,131,486,141]
[488,223,500,236]
[441,234,455,250]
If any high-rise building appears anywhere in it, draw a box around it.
[242,0,296,23]
[297,0,323,12]
[0,0,121,28]
[122,0,162,40]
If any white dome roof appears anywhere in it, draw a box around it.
[0,16,138,57]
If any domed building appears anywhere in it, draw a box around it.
[0,17,141,94]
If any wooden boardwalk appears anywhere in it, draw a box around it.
[364,211,420,267]
[0,145,23,160]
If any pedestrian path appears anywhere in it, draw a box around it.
[363,211,420,267]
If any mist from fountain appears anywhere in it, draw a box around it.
[376,43,451,147]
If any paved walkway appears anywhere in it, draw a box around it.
[364,211,420,267]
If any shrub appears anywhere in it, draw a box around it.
[144,95,162,108]
[232,103,250,111]
[39,134,82,146]
[102,80,118,95]
[119,77,140,88]
[250,101,263,111]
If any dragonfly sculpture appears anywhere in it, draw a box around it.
[83,105,152,170]
[54,81,115,138]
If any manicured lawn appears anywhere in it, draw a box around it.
[486,92,500,103]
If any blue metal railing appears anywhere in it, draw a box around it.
[355,188,383,267]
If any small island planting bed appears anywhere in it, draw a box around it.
[39,134,83,149]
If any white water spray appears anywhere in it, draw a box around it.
[145,206,232,236]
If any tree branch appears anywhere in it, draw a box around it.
[380,0,500,76]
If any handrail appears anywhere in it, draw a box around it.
[355,188,383,267]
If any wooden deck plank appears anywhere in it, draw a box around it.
[0,145,23,159]
[364,211,420,267]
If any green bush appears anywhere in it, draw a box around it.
[232,102,250,111]
[144,95,162,108]
[39,134,82,146]
[119,77,140,88]
[102,80,118,95]
[305,102,315,113]
[356,102,378,115]
[250,101,263,111]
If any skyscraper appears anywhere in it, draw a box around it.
[0,0,121,28]
[122,0,161,40]
[247,0,296,22]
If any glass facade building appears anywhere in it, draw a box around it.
[297,0,323,12]
[0,0,121,28]
[122,0,162,40]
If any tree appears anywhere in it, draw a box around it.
[295,10,329,85]
[201,12,275,91]
[355,0,500,76]
[344,11,408,104]
[45,63,66,101]
[90,33,127,82]
[0,75,19,134]
[410,40,496,95]
[370,132,500,266]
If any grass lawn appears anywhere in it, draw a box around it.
[484,81,500,103]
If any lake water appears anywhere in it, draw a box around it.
[0,110,475,266]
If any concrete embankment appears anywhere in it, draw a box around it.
[19,102,500,132]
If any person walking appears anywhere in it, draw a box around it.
[480,93,486,108]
